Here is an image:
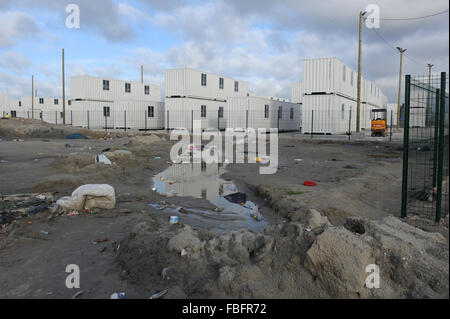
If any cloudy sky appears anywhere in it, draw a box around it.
[0,0,448,102]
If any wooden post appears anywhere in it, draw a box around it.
[356,11,366,133]
[62,48,66,125]
[396,47,406,129]
[31,75,34,119]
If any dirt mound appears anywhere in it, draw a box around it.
[117,212,449,298]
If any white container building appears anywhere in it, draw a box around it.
[69,75,164,130]
[226,95,300,131]
[165,68,248,101]
[165,97,226,130]
[291,83,303,104]
[19,96,70,123]
[298,57,387,134]
[165,68,248,131]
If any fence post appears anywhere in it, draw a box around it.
[348,107,352,141]
[87,110,90,130]
[27,111,29,119]
[217,109,220,130]
[401,75,411,218]
[55,111,58,125]
[311,110,314,139]
[435,72,447,222]
[124,110,127,132]
[145,110,148,131]
[246,110,249,130]
[432,89,440,188]
[277,108,280,131]
[166,110,169,131]
[191,109,194,133]
[71,111,73,126]
[389,110,393,142]
[105,115,107,132]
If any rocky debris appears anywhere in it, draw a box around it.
[117,212,449,299]
[305,209,329,230]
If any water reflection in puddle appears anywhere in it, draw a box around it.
[152,162,267,233]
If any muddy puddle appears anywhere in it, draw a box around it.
[151,162,267,234]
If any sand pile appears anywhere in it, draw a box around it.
[117,212,449,299]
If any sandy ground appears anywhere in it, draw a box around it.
[0,119,448,298]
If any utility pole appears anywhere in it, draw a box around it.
[31,75,34,119]
[426,63,433,127]
[62,48,66,125]
[356,11,367,133]
[396,47,406,129]
[141,65,143,83]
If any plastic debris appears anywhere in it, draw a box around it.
[294,159,304,162]
[303,181,317,187]
[40,231,49,235]
[224,192,247,205]
[169,216,179,224]
[95,154,112,165]
[181,248,187,256]
[111,292,125,299]
[161,267,168,280]
[150,289,168,299]
[66,134,87,139]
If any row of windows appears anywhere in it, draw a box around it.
[199,104,295,119]
[102,106,156,118]
[35,98,71,106]
[102,80,151,95]
[201,73,239,92]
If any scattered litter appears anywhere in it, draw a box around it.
[343,165,357,169]
[27,203,50,216]
[294,159,304,162]
[67,211,79,217]
[66,134,87,140]
[154,156,161,159]
[250,211,264,221]
[224,192,246,205]
[56,184,116,212]
[102,148,111,152]
[92,238,109,244]
[161,267,169,280]
[303,181,317,187]
[149,203,162,210]
[111,292,125,299]
[169,216,179,224]
[72,290,84,299]
[160,176,165,181]
[181,248,187,256]
[214,207,224,212]
[150,289,168,299]
[166,160,173,166]
[40,231,49,235]
[65,144,71,148]
[95,154,112,165]
[0,160,8,163]
[167,180,175,185]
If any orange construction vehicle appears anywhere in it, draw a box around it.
[371,108,387,137]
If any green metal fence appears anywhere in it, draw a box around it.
[401,72,449,222]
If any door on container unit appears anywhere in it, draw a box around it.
[103,105,113,129]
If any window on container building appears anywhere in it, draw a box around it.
[290,108,294,119]
[144,85,150,95]
[39,98,44,104]
[18,101,21,107]
[234,81,239,92]
[219,77,224,89]
[68,100,71,106]
[103,106,110,117]
[264,105,269,118]
[278,106,282,119]
[103,80,109,91]
[341,104,345,120]
[60,112,63,119]
[218,106,224,118]
[125,83,131,93]
[54,99,58,105]
[201,73,207,86]
[343,65,346,82]
[11,111,17,118]
[201,105,206,117]
[148,106,154,117]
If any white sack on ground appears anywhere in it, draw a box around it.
[56,184,116,211]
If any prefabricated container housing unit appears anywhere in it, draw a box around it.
[69,75,164,130]
[299,57,388,134]
[165,68,249,130]
[19,96,70,123]
[226,96,300,132]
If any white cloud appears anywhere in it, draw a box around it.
[0,11,42,47]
